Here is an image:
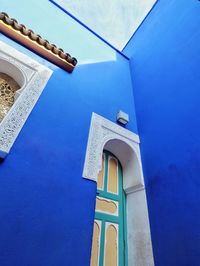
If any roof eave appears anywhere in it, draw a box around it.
[0,12,77,73]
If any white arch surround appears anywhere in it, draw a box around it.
[83,113,154,266]
[0,58,25,88]
[0,40,52,158]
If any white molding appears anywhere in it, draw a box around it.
[83,113,154,266]
[126,188,154,266]
[83,112,144,192]
[0,40,52,158]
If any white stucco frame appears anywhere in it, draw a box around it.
[83,113,154,266]
[0,40,52,158]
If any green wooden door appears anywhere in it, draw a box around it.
[90,151,128,266]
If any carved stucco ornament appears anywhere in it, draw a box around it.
[82,112,141,184]
[0,40,52,158]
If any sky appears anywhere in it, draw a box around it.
[0,0,117,65]
[54,0,157,50]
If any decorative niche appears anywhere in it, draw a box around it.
[0,40,52,158]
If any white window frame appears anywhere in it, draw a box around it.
[83,112,154,266]
[0,40,52,158]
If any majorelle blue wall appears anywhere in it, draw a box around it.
[123,0,200,265]
[0,2,138,266]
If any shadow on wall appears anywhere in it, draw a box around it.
[104,139,144,192]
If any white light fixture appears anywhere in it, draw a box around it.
[116,110,129,125]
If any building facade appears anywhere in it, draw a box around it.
[0,0,200,265]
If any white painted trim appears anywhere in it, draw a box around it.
[83,112,143,192]
[0,40,52,158]
[83,113,154,266]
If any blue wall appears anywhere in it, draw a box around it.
[0,3,137,265]
[123,0,200,265]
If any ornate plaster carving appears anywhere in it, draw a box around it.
[83,112,140,183]
[0,40,52,158]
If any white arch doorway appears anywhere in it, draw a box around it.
[83,113,154,266]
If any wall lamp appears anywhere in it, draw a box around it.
[116,110,129,125]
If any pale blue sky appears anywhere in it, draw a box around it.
[0,0,116,64]
[55,0,157,50]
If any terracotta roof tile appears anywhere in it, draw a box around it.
[0,12,77,73]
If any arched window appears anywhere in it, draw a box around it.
[90,150,127,266]
[0,73,20,122]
